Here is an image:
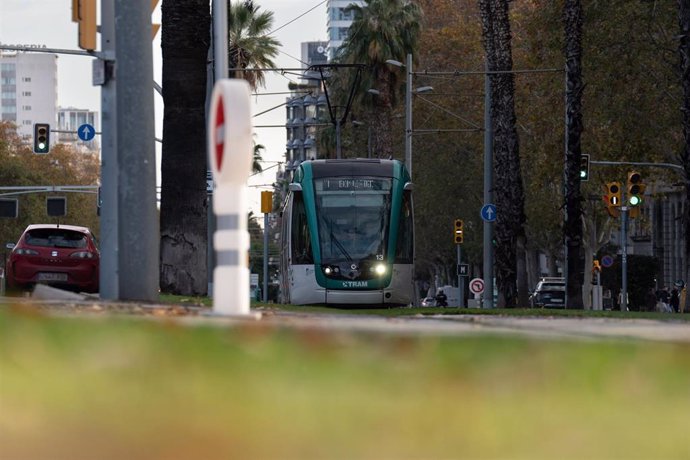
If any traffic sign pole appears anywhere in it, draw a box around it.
[457,245,465,307]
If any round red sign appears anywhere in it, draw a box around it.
[214,96,225,171]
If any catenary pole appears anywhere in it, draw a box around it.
[209,0,229,295]
[405,53,413,176]
[483,64,494,308]
[114,0,159,300]
[99,0,119,300]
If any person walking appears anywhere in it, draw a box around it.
[670,287,680,313]
[435,289,448,308]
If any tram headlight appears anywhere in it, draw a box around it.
[374,263,386,276]
[322,265,340,276]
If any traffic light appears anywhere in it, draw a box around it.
[579,154,590,182]
[627,171,645,208]
[592,260,602,273]
[454,219,464,244]
[72,0,97,51]
[33,123,50,153]
[603,181,621,217]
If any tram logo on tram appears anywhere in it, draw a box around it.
[278,159,415,306]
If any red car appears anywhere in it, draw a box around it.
[5,224,100,293]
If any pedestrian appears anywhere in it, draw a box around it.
[670,287,680,313]
[656,287,671,313]
[645,287,657,312]
[435,289,448,308]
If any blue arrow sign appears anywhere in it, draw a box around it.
[481,204,497,222]
[77,123,96,141]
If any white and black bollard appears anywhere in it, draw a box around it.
[208,79,253,316]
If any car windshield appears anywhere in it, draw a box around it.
[25,229,88,249]
[539,282,565,290]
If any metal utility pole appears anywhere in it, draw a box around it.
[114,0,159,301]
[208,0,229,295]
[621,203,629,311]
[404,53,413,177]
[483,66,494,309]
[99,0,118,300]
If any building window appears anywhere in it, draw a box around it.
[22,77,31,82]
[23,120,32,125]
[22,91,31,97]
[22,105,31,110]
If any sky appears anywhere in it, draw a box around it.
[0,0,328,214]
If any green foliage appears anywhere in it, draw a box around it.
[227,0,281,90]
[0,121,100,261]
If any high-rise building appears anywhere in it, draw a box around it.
[0,51,58,140]
[326,0,364,60]
[285,41,329,171]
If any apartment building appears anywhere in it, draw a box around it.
[0,50,57,140]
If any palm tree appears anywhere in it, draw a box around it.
[159,0,211,295]
[337,0,422,159]
[678,0,690,311]
[478,0,526,307]
[563,0,585,308]
[253,142,264,173]
[228,0,280,90]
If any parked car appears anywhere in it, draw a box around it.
[421,296,436,307]
[5,224,100,293]
[529,277,565,308]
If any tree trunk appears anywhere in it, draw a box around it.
[478,0,526,307]
[563,0,585,308]
[160,0,211,295]
[678,0,690,312]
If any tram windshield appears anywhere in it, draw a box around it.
[314,177,392,263]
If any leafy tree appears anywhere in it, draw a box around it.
[228,0,280,91]
[159,0,210,295]
[478,0,526,307]
[0,121,100,261]
[337,0,422,158]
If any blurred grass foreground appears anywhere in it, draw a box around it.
[1,305,689,459]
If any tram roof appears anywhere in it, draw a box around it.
[299,158,405,179]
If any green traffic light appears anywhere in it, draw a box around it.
[629,195,641,206]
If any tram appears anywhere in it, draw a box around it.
[278,158,415,306]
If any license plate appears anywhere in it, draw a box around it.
[550,298,564,303]
[37,272,68,282]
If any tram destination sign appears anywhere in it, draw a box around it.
[322,178,390,191]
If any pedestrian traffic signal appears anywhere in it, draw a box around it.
[454,219,464,244]
[579,154,590,182]
[33,123,50,153]
[592,260,602,272]
[72,0,97,51]
[603,181,621,217]
[627,171,645,208]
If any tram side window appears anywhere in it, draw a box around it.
[291,193,313,264]
[395,190,414,263]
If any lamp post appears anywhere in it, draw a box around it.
[404,53,413,176]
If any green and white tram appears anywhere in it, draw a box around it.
[279,159,415,306]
